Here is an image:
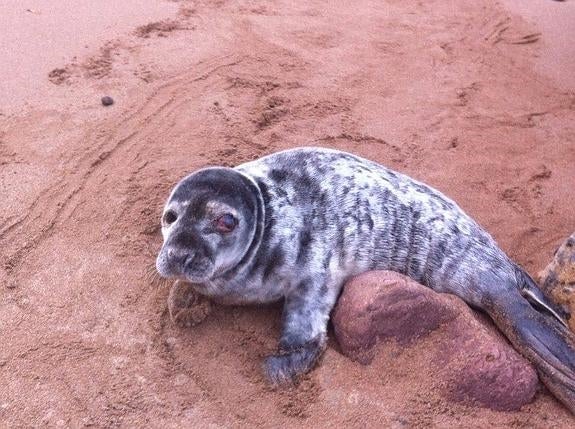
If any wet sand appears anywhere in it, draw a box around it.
[502,0,575,89]
[1,0,574,427]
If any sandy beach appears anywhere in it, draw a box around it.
[1,0,574,426]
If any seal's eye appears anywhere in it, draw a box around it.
[214,213,237,233]
[163,210,178,226]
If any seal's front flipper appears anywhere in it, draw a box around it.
[515,265,570,327]
[168,280,212,328]
[487,289,575,414]
[264,336,326,385]
[264,279,333,385]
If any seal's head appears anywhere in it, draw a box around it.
[156,167,262,284]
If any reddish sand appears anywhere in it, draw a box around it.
[1,0,574,427]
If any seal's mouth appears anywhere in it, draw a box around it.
[156,246,214,283]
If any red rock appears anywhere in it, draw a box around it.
[332,271,539,411]
[538,231,575,332]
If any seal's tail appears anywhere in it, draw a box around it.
[486,284,575,414]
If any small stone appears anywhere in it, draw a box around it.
[81,417,95,427]
[173,373,189,386]
[165,337,178,348]
[101,96,114,106]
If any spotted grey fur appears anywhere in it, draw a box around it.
[156,147,575,413]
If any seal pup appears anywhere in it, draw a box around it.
[156,147,575,413]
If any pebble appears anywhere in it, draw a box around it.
[101,96,114,106]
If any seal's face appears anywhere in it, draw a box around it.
[156,167,261,284]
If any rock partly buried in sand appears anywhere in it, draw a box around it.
[332,271,538,411]
[167,280,212,327]
[538,232,575,331]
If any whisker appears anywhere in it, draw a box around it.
[144,262,171,288]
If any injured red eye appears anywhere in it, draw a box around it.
[214,213,237,233]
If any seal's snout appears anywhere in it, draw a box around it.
[157,240,215,283]
[157,245,195,277]
[167,247,194,266]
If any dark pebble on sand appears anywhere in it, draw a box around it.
[101,96,114,106]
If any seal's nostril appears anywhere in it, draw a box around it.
[167,248,194,269]
[183,252,195,268]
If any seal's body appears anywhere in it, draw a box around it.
[157,147,575,413]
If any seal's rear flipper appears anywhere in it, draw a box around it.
[488,290,575,414]
[514,265,570,327]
